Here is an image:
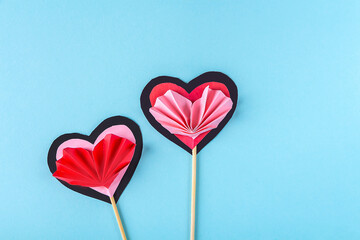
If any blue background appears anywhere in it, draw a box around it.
[1,1,360,239]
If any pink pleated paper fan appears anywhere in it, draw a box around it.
[149,86,233,149]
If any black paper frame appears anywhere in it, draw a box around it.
[140,71,238,154]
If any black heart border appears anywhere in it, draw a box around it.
[140,71,238,154]
[47,116,143,204]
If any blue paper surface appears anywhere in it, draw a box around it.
[0,1,360,239]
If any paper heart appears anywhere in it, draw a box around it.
[141,71,238,153]
[48,116,143,204]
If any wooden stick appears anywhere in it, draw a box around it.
[110,196,127,240]
[190,146,197,240]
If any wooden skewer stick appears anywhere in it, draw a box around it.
[190,146,197,240]
[110,196,127,240]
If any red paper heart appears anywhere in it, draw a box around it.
[149,82,231,105]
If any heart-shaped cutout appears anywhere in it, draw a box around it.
[141,71,238,153]
[47,116,143,203]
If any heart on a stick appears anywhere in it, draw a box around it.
[140,71,238,153]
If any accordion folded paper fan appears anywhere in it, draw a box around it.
[141,72,238,240]
[47,116,143,240]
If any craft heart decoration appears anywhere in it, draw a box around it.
[141,71,238,153]
[47,116,143,204]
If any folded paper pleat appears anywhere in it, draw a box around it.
[149,86,233,149]
[53,134,135,196]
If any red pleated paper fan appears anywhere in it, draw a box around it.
[53,134,135,189]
